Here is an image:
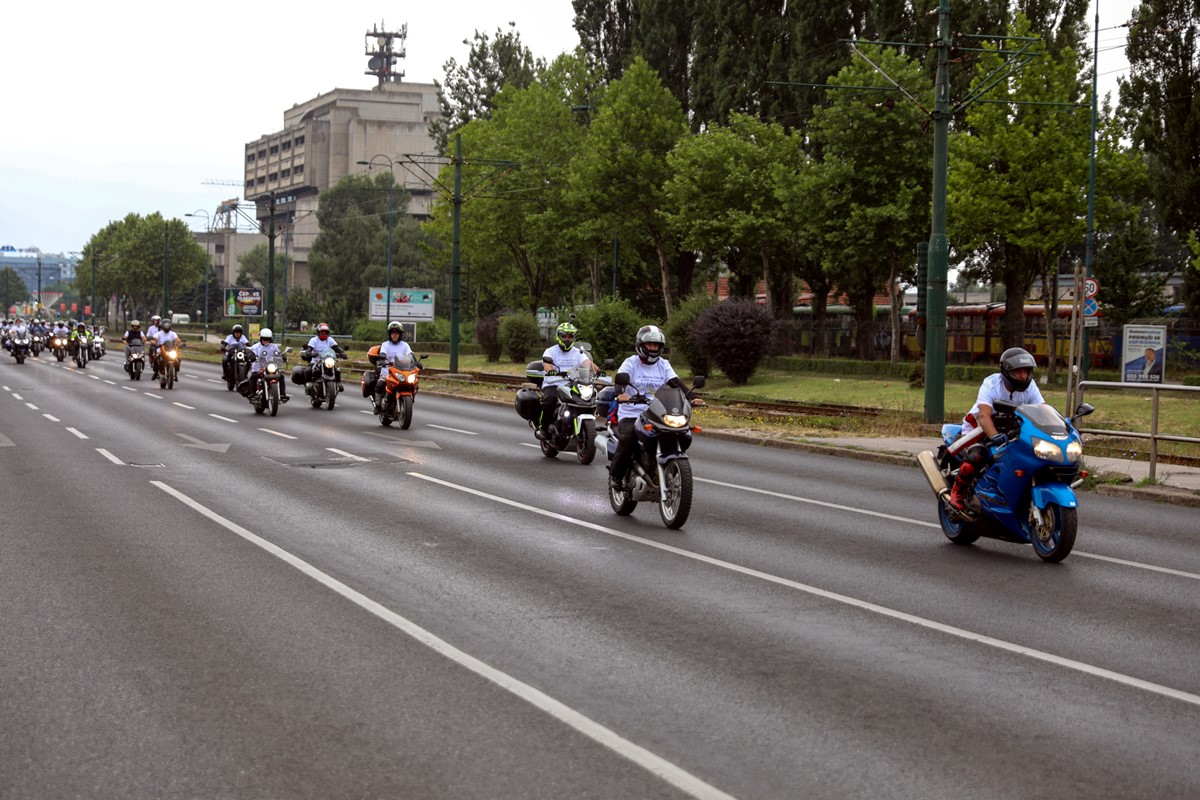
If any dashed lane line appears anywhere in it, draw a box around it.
[173,402,195,410]
[209,414,239,424]
[65,428,88,440]
[96,448,124,465]
[42,414,60,422]
[258,428,298,440]
[427,424,478,435]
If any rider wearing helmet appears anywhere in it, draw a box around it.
[220,323,251,377]
[536,321,600,439]
[121,319,144,370]
[155,320,182,377]
[948,347,1046,510]
[371,321,415,408]
[145,315,163,378]
[608,325,701,490]
[244,328,289,401]
[303,322,347,376]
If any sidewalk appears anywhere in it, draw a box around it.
[795,435,1200,507]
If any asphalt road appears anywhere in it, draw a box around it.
[2,352,1198,800]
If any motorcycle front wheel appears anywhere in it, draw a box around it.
[165,364,175,390]
[1031,504,1077,563]
[326,380,338,410]
[658,459,693,529]
[268,383,280,417]
[576,419,596,465]
[399,394,413,429]
[938,499,982,545]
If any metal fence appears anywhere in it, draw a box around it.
[1076,380,1200,481]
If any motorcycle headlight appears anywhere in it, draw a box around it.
[578,385,594,400]
[323,356,336,369]
[662,414,689,428]
[406,373,416,384]
[267,363,278,374]
[1032,437,1065,463]
[165,350,176,360]
[1065,440,1082,464]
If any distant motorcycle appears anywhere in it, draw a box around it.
[223,342,251,391]
[515,363,610,465]
[30,333,45,358]
[372,352,425,429]
[298,349,345,410]
[917,399,1095,562]
[89,328,106,360]
[73,335,89,368]
[248,348,291,417]
[10,335,31,365]
[602,376,706,530]
[158,340,184,390]
[51,335,68,362]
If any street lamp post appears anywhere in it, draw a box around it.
[162,219,170,320]
[357,156,398,326]
[186,210,212,341]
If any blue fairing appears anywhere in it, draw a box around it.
[941,424,963,446]
[1032,482,1078,510]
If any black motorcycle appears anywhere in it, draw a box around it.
[247,348,291,417]
[223,342,252,392]
[603,376,706,530]
[298,349,346,410]
[516,364,610,465]
[51,334,68,361]
[10,334,31,365]
[30,333,45,358]
[158,340,184,390]
[125,342,146,380]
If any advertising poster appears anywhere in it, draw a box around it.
[1121,324,1166,384]
[224,288,263,318]
[368,288,435,321]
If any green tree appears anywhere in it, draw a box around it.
[234,243,290,302]
[430,23,546,153]
[573,0,634,85]
[568,58,688,317]
[1094,212,1175,327]
[1,266,26,313]
[573,296,644,366]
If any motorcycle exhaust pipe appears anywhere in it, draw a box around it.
[917,450,950,500]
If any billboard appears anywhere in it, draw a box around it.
[224,287,263,317]
[368,287,435,321]
[1121,324,1166,384]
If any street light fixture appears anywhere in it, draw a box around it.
[357,156,398,326]
[186,210,212,342]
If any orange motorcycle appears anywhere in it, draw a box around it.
[364,346,427,429]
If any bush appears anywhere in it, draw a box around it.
[475,313,503,362]
[664,293,715,376]
[499,313,540,362]
[692,299,773,385]
[416,318,451,342]
[908,361,925,388]
[352,320,388,343]
[573,297,645,368]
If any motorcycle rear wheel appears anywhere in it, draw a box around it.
[658,459,693,529]
[540,436,559,458]
[399,395,414,429]
[577,419,596,465]
[937,499,981,545]
[1031,504,1077,563]
[609,478,637,515]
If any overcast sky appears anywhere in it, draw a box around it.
[1,1,1136,257]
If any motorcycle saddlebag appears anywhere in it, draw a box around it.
[291,365,308,385]
[525,360,544,389]
[361,370,377,398]
[514,387,540,421]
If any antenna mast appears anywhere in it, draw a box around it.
[365,21,407,86]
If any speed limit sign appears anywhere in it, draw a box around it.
[1084,277,1100,298]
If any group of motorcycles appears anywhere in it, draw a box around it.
[513,344,707,531]
[3,326,105,367]
[511,343,1095,561]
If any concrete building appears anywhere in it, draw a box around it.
[242,80,442,295]
[0,246,78,315]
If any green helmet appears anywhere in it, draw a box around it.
[555,322,577,351]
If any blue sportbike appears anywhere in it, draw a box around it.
[918,400,1095,562]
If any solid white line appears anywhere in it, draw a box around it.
[173,402,196,410]
[96,448,124,465]
[65,427,89,440]
[258,428,297,440]
[43,414,60,422]
[25,403,38,410]
[123,386,138,392]
[209,414,239,424]
[327,447,370,462]
[150,481,737,800]
[426,423,478,436]
[409,471,1200,710]
[697,476,1200,581]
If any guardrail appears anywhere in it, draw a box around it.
[1076,380,1200,481]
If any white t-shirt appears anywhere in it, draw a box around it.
[377,340,414,373]
[615,355,679,422]
[962,373,1045,434]
[541,345,587,388]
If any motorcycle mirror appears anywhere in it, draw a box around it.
[692,375,706,389]
[1073,402,1095,418]
[602,358,615,369]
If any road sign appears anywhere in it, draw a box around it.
[1083,317,1098,328]
[1083,297,1099,317]
[1084,278,1099,298]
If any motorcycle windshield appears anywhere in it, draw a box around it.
[392,354,415,370]
[572,364,594,383]
[1018,403,1070,437]
[648,385,689,416]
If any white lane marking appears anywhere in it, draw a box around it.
[43,414,60,422]
[206,379,225,384]
[209,414,239,424]
[360,409,374,415]
[520,442,540,448]
[144,393,164,399]
[327,447,370,462]
[173,402,196,410]
[12,393,23,400]
[96,448,124,465]
[426,424,478,436]
[66,427,89,440]
[410,471,1200,710]
[258,428,297,440]
[25,403,38,410]
[123,386,138,392]
[104,380,116,385]
[90,375,101,380]
[697,476,1200,582]
[2,385,9,391]
[151,480,737,800]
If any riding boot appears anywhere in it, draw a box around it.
[948,462,975,510]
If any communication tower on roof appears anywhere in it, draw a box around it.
[365,21,407,86]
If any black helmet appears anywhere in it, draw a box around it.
[635,325,666,364]
[232,324,243,335]
[387,321,404,340]
[999,347,1036,392]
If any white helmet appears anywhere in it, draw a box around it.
[259,328,273,341]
